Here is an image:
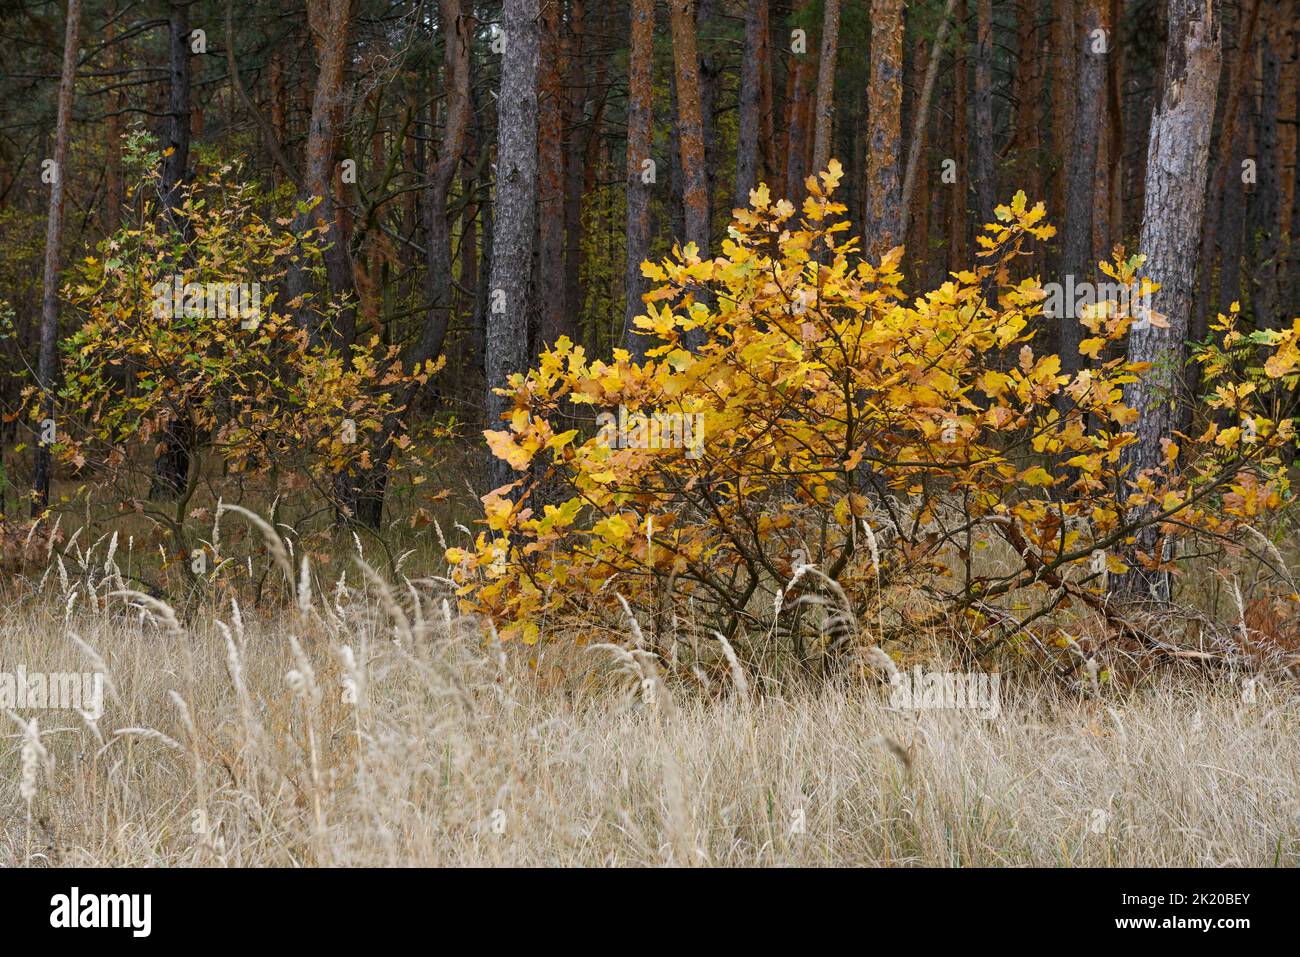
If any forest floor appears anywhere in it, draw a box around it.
[2,594,1296,867]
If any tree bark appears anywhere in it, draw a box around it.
[622,0,655,358]
[863,0,905,259]
[735,0,767,207]
[33,0,82,516]
[948,0,969,274]
[486,0,540,492]
[1050,0,1077,248]
[270,49,287,185]
[1218,81,1249,314]
[1011,0,1039,220]
[784,0,812,202]
[973,0,995,224]
[758,5,775,191]
[1059,0,1107,381]
[901,0,960,242]
[1192,0,1260,337]
[286,0,358,349]
[150,0,195,501]
[810,0,841,177]
[536,0,568,347]
[160,0,190,231]
[562,0,590,354]
[1114,0,1220,601]
[697,0,722,214]
[1253,15,1281,331]
[1290,35,1300,319]
[669,0,711,352]
[421,0,472,365]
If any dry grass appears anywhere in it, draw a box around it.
[1,572,1298,868]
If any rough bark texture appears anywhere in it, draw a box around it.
[669,0,711,354]
[758,6,775,189]
[1091,0,1119,264]
[622,0,655,358]
[1103,0,1124,260]
[1115,0,1220,601]
[562,0,591,356]
[1192,0,1260,339]
[1218,81,1249,314]
[697,0,722,212]
[1050,0,1077,241]
[1291,40,1300,318]
[973,0,995,224]
[1059,0,1107,380]
[536,0,568,347]
[150,0,195,501]
[1011,0,1040,231]
[270,49,286,185]
[160,0,190,230]
[784,0,812,202]
[948,0,969,274]
[906,28,930,278]
[863,0,905,259]
[670,0,710,255]
[486,0,540,492]
[735,0,767,207]
[810,0,841,177]
[1253,16,1281,331]
[288,0,358,348]
[901,0,960,242]
[33,0,81,515]
[461,108,481,375]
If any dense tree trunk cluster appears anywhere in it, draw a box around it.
[2,0,1297,544]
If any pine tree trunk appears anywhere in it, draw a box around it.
[1253,17,1281,331]
[1219,83,1249,314]
[863,0,905,259]
[697,0,722,213]
[973,0,995,224]
[735,0,767,207]
[1012,0,1039,232]
[1290,45,1300,318]
[287,0,358,350]
[784,0,812,202]
[901,0,960,242]
[810,0,841,177]
[669,0,711,351]
[1113,0,1220,602]
[622,0,655,358]
[150,0,194,501]
[33,0,81,516]
[562,0,589,351]
[270,50,287,186]
[1059,0,1107,381]
[486,0,540,492]
[1193,0,1261,338]
[536,0,568,347]
[948,0,969,275]
[1050,0,1076,255]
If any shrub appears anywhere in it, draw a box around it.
[33,156,441,590]
[451,163,1296,666]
